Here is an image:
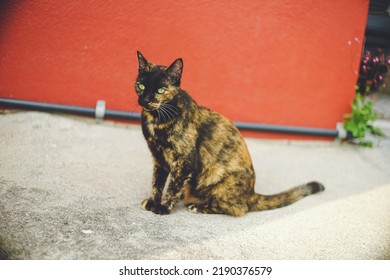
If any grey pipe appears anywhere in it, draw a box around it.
[0,98,141,121]
[233,121,338,137]
[0,97,339,138]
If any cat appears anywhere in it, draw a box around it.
[134,51,324,216]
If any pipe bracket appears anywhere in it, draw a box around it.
[95,100,106,120]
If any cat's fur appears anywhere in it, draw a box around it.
[135,51,324,216]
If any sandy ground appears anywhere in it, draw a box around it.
[1,103,390,259]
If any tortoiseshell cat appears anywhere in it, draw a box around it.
[135,51,324,216]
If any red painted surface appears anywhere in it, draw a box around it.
[0,0,368,139]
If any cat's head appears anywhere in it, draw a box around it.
[135,51,183,111]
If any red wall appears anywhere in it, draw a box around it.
[0,0,368,139]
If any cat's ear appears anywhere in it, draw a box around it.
[166,58,183,84]
[137,51,150,72]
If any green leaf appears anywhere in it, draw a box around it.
[367,125,383,136]
[344,113,352,121]
[359,140,373,147]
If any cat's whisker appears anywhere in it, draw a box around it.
[161,109,168,123]
[160,106,175,122]
[156,108,162,123]
[165,107,175,122]
[162,103,179,115]
[159,106,173,122]
[129,100,142,113]
[163,104,177,120]
[160,104,178,121]
[157,108,167,123]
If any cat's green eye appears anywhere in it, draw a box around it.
[157,88,166,94]
[137,83,145,90]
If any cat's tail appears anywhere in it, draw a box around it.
[247,181,325,212]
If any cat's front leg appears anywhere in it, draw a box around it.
[161,174,190,213]
[141,163,169,214]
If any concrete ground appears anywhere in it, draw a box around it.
[1,97,390,259]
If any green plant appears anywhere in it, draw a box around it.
[344,93,383,147]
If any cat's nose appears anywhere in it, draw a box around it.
[139,100,148,108]
[143,95,151,103]
[139,95,150,105]
[138,98,154,110]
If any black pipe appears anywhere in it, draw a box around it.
[0,97,339,138]
[0,98,96,116]
[233,121,338,137]
[0,98,141,121]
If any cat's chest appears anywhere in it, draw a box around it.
[151,128,185,157]
[145,123,191,159]
[141,111,193,160]
[147,130,182,171]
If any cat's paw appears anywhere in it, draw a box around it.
[141,199,170,215]
[187,204,211,214]
[141,199,155,211]
[187,204,199,213]
[152,204,171,215]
